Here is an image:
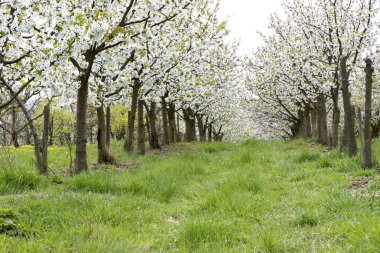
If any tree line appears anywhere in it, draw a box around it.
[245,0,379,168]
[0,0,245,174]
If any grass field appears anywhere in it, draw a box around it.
[0,140,379,252]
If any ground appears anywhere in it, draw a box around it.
[0,140,379,252]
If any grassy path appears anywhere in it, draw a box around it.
[0,140,379,252]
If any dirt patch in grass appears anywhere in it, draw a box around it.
[348,177,372,190]
[348,176,380,198]
[115,162,138,171]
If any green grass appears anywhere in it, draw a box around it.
[0,140,379,252]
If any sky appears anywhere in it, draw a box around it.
[218,0,283,53]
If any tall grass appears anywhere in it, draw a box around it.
[0,140,378,252]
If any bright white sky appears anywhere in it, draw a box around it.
[218,0,284,53]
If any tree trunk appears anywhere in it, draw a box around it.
[49,116,54,146]
[363,59,374,168]
[6,89,46,174]
[331,88,340,148]
[145,102,161,150]
[161,97,169,146]
[208,123,213,142]
[137,99,145,155]
[340,56,357,157]
[124,79,140,153]
[183,108,196,142]
[358,108,364,155]
[2,127,6,146]
[106,106,111,146]
[97,106,116,164]
[75,78,89,172]
[42,106,50,173]
[176,112,181,142]
[372,111,380,138]
[167,103,176,143]
[11,107,19,148]
[311,108,317,138]
[303,107,312,138]
[316,94,328,145]
[196,114,207,142]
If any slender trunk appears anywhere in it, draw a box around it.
[208,123,213,142]
[2,127,6,146]
[161,97,169,146]
[183,108,196,142]
[89,129,93,145]
[311,109,317,138]
[363,59,374,168]
[124,79,139,153]
[372,111,380,138]
[303,107,312,138]
[11,107,19,148]
[167,103,176,143]
[332,101,340,148]
[97,106,116,164]
[330,86,340,148]
[42,106,50,172]
[294,109,303,138]
[25,127,32,145]
[75,78,89,172]
[137,99,145,155]
[49,117,54,146]
[7,90,46,173]
[340,56,357,157]
[106,106,111,146]
[145,102,161,150]
[196,114,207,142]
[176,112,181,142]
[74,54,96,172]
[214,125,224,141]
[145,114,151,148]
[340,117,348,152]
[316,94,328,145]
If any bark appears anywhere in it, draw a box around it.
[124,79,140,153]
[363,59,373,168]
[75,77,89,172]
[74,53,96,172]
[311,109,317,138]
[42,106,50,172]
[145,102,161,150]
[89,129,93,145]
[214,125,224,141]
[372,112,380,138]
[167,103,176,143]
[358,108,364,154]
[340,117,348,152]
[196,114,207,142]
[303,107,312,138]
[208,123,213,142]
[340,56,357,157]
[293,108,303,138]
[161,97,169,146]
[49,116,54,146]
[106,106,111,146]
[331,88,340,148]
[176,112,181,142]
[11,107,19,148]
[137,99,145,155]
[2,127,6,146]
[7,90,46,174]
[96,106,116,164]
[183,108,196,142]
[25,127,32,145]
[315,94,328,145]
